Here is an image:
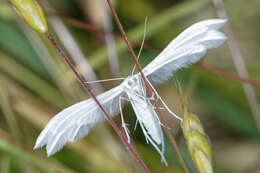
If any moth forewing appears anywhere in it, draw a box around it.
[127,91,167,164]
[128,92,163,144]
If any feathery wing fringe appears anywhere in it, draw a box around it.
[34,85,125,156]
[143,19,227,84]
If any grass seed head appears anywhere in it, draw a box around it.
[10,0,48,33]
[194,147,214,173]
[182,108,214,173]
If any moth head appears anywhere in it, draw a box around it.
[124,76,138,89]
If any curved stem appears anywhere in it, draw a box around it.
[105,0,189,172]
[64,17,260,88]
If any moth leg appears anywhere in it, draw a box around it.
[152,93,160,107]
[119,96,148,140]
[159,96,183,122]
[134,119,139,131]
[148,106,171,129]
[119,96,132,143]
[146,78,183,122]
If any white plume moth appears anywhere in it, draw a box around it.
[34,19,227,164]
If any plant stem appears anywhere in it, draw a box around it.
[105,0,189,172]
[64,18,260,89]
[45,33,150,173]
[196,63,260,88]
[64,17,162,52]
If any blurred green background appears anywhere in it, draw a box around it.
[0,0,260,172]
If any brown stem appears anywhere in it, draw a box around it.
[105,0,189,172]
[63,17,162,53]
[64,17,260,89]
[45,33,150,173]
[196,63,260,88]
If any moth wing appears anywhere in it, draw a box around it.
[142,19,227,84]
[34,84,126,156]
[131,99,163,144]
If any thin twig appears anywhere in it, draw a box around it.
[105,0,189,172]
[45,33,150,173]
[197,63,260,88]
[64,17,260,89]
[64,17,162,52]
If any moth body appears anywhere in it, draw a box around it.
[123,76,163,144]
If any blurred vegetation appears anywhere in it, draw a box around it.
[0,0,260,172]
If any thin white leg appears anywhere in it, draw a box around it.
[134,119,139,131]
[147,78,183,122]
[119,96,131,143]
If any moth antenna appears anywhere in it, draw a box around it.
[138,120,149,144]
[131,16,148,76]
[84,77,125,84]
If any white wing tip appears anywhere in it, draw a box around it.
[47,149,57,157]
[46,142,64,157]
[33,142,42,150]
[216,18,228,22]
[217,18,228,27]
[34,137,46,150]
[33,130,51,150]
[212,18,228,27]
[195,18,228,30]
[206,18,228,23]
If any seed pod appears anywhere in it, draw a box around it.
[182,108,214,173]
[10,0,48,33]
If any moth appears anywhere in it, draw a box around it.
[34,19,227,163]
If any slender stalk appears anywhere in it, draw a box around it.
[45,33,150,173]
[64,18,260,89]
[105,0,189,172]
[64,17,162,56]
[196,63,260,88]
